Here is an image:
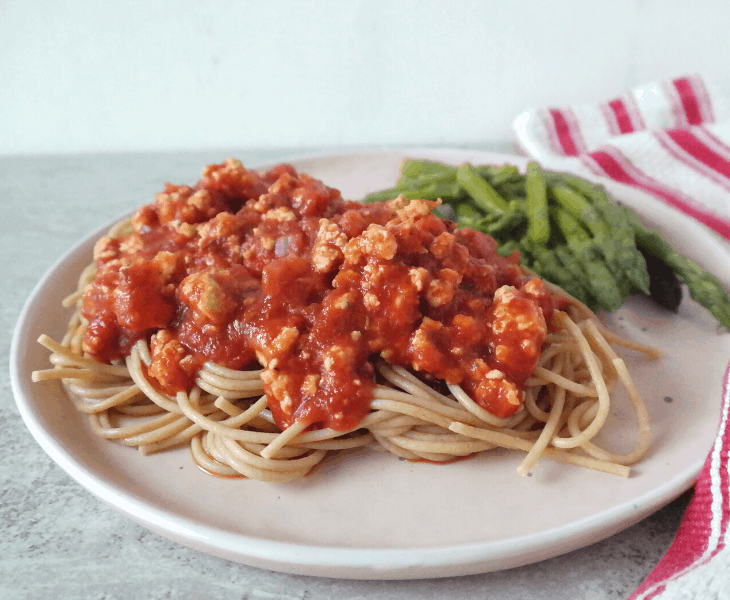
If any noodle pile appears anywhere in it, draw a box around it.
[32,251,659,482]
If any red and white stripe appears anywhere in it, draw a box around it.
[665,75,715,128]
[600,94,646,136]
[655,128,730,195]
[690,125,730,169]
[544,107,589,156]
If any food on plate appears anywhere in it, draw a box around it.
[32,159,658,482]
[366,160,730,328]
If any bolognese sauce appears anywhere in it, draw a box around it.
[81,158,563,433]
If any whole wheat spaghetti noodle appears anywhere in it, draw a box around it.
[32,159,658,481]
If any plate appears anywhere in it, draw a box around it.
[10,148,730,579]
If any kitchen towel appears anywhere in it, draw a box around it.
[513,74,730,600]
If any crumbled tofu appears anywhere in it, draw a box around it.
[151,250,179,280]
[269,326,299,355]
[503,380,522,405]
[316,219,348,247]
[491,285,547,334]
[93,236,117,261]
[410,319,444,368]
[179,271,233,322]
[408,267,429,291]
[280,393,293,414]
[256,237,274,251]
[395,198,438,220]
[119,235,144,255]
[332,292,355,310]
[252,196,273,213]
[322,345,354,372]
[187,189,210,210]
[302,374,320,396]
[202,157,245,184]
[451,314,477,329]
[263,207,296,222]
[263,371,293,413]
[494,285,518,303]
[363,292,380,308]
[363,263,385,284]
[310,219,348,272]
[311,244,343,273]
[171,220,198,238]
[343,224,398,264]
[495,345,510,363]
[429,232,456,259]
[386,194,409,212]
[520,339,538,356]
[426,268,462,307]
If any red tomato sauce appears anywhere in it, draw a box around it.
[81,159,561,432]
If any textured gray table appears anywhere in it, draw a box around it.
[2,149,691,600]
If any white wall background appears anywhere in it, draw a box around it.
[2,0,729,156]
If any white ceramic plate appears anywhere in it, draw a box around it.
[11,149,730,579]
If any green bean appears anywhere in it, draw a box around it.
[553,209,623,311]
[364,161,458,203]
[399,169,457,190]
[400,160,455,181]
[549,181,627,284]
[456,202,481,224]
[549,183,607,239]
[456,163,509,213]
[555,174,650,294]
[364,188,404,203]
[496,239,521,258]
[475,200,527,237]
[525,162,550,244]
[533,249,594,307]
[552,206,590,243]
[552,245,600,309]
[624,206,730,329]
[484,164,522,186]
[474,165,498,179]
[495,181,527,197]
[364,180,461,204]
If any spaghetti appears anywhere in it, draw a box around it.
[32,159,659,481]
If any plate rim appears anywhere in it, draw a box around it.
[9,147,727,579]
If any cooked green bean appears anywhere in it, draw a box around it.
[552,208,623,311]
[456,163,509,213]
[525,163,550,245]
[552,174,650,294]
[623,206,730,329]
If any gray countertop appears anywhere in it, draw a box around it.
[1,149,691,600]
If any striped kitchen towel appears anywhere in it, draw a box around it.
[512,74,730,599]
